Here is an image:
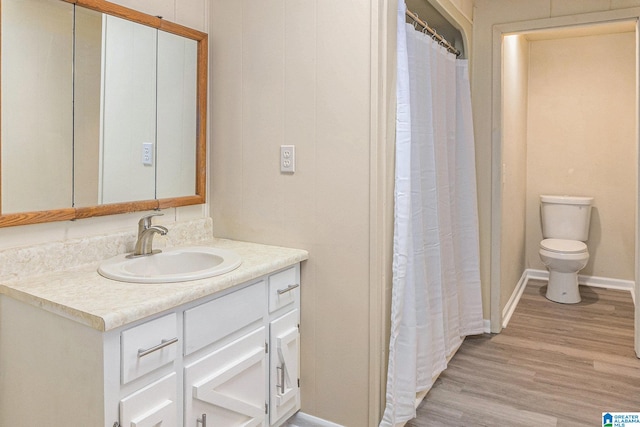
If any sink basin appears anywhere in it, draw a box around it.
[98,246,242,283]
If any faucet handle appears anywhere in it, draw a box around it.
[138,212,164,233]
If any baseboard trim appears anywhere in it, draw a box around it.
[526,269,548,281]
[501,270,529,329]
[528,269,635,292]
[286,412,345,427]
[574,270,634,305]
[483,319,491,333]
[501,269,636,329]
[579,273,635,292]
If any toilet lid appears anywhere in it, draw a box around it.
[540,238,587,254]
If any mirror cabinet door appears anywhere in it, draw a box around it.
[97,14,158,205]
[74,5,103,208]
[156,30,198,200]
[1,0,74,214]
[74,11,199,206]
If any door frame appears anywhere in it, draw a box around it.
[490,9,640,357]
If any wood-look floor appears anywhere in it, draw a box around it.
[407,280,640,427]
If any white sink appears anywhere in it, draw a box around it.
[98,246,242,283]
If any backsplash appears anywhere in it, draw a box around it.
[0,218,213,281]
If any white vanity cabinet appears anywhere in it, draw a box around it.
[0,263,301,427]
[182,266,302,427]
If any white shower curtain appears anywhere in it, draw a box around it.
[381,2,484,425]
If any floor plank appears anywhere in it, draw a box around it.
[407,280,640,427]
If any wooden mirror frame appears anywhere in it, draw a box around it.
[0,0,207,227]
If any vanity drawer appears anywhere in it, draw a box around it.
[121,313,178,384]
[120,373,178,427]
[268,267,298,313]
[184,281,265,355]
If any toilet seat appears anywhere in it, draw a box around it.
[540,238,587,254]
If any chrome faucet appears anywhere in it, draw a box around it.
[132,213,169,257]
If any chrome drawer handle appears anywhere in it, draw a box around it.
[277,284,299,295]
[137,337,178,358]
[277,364,286,394]
[197,413,207,427]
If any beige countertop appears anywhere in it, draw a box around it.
[0,238,308,332]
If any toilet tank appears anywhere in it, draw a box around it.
[540,195,593,241]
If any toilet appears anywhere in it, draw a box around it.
[539,195,593,304]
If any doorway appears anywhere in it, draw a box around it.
[491,13,640,357]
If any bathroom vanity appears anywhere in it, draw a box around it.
[0,0,307,424]
[0,236,307,427]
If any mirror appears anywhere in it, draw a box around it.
[74,11,198,206]
[0,0,207,226]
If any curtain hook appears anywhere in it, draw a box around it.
[434,33,443,48]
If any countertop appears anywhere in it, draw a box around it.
[0,238,308,332]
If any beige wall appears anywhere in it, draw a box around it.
[0,0,208,249]
[500,34,529,309]
[209,1,375,425]
[525,32,636,280]
[473,0,640,321]
[109,0,208,32]
[447,0,473,21]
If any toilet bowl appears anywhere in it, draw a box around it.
[539,238,589,304]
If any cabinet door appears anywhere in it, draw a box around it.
[120,373,178,427]
[185,327,267,427]
[269,309,300,425]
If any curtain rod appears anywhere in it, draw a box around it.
[405,9,461,57]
